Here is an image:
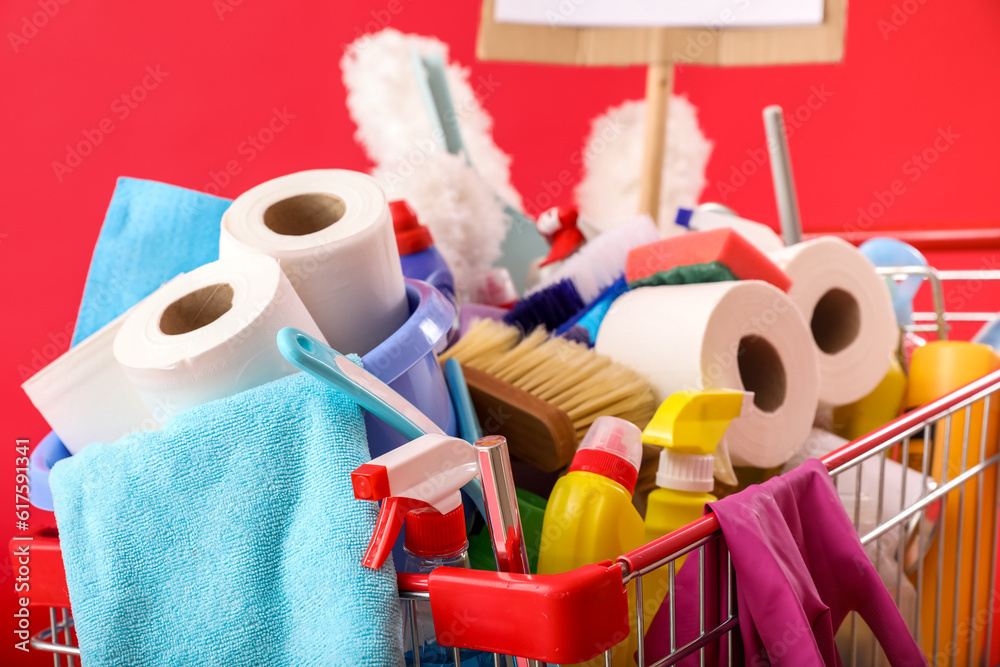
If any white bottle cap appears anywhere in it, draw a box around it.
[656,448,715,493]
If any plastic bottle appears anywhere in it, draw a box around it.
[637,390,748,642]
[391,200,456,303]
[537,416,646,667]
[402,505,490,666]
[907,342,1000,666]
[351,433,491,666]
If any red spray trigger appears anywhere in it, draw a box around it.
[350,434,479,569]
[362,497,431,569]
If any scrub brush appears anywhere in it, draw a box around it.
[503,279,585,334]
[441,319,657,472]
[532,214,659,302]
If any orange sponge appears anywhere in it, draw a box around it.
[625,228,792,291]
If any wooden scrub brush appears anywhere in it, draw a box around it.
[441,318,657,473]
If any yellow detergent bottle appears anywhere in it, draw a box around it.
[537,416,645,667]
[637,390,749,638]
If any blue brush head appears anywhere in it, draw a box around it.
[503,279,585,334]
[560,325,593,347]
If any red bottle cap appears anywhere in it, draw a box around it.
[404,505,468,558]
[568,416,643,495]
[390,200,433,255]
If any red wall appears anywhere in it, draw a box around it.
[3,0,1000,663]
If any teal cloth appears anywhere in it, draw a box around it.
[50,370,404,666]
[73,177,230,345]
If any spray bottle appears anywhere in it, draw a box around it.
[537,416,645,667]
[391,200,456,304]
[352,433,484,665]
[637,390,749,637]
[353,432,531,666]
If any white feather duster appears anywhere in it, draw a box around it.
[341,29,522,209]
[575,96,713,234]
[373,152,507,299]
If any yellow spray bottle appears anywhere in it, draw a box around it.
[537,416,646,666]
[637,390,749,636]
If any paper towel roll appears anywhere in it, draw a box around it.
[769,237,898,407]
[114,255,326,420]
[595,281,819,468]
[22,312,157,454]
[220,169,408,356]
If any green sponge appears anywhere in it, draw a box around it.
[628,261,738,289]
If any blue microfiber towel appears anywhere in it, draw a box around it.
[72,177,231,345]
[50,369,404,667]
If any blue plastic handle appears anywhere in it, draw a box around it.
[277,328,433,442]
[278,327,487,515]
[444,358,483,443]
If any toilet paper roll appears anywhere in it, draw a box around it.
[22,312,158,455]
[220,169,408,356]
[595,281,819,468]
[769,237,898,407]
[114,255,326,420]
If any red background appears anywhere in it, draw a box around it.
[2,1,1000,663]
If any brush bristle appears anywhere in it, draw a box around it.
[503,279,585,334]
[442,319,657,440]
[532,215,660,302]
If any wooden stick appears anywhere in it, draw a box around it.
[638,62,674,224]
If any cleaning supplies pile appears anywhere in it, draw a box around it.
[24,170,425,455]
[543,207,895,480]
[20,170,463,666]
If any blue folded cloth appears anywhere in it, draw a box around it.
[50,369,403,666]
[73,178,230,345]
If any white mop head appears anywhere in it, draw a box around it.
[575,96,713,234]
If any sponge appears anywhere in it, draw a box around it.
[625,228,792,291]
[628,261,737,289]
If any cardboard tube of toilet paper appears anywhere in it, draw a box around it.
[595,281,820,468]
[22,312,158,455]
[114,255,327,420]
[769,237,898,407]
[220,169,408,356]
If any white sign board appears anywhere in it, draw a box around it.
[495,0,824,29]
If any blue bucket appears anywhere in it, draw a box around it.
[360,278,457,457]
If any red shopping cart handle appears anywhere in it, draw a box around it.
[404,562,630,664]
[8,525,71,608]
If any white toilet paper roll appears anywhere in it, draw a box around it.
[220,169,408,356]
[595,281,820,468]
[769,237,898,407]
[114,255,326,420]
[22,312,158,454]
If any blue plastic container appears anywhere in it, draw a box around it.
[392,201,456,304]
[400,248,455,305]
[360,279,457,457]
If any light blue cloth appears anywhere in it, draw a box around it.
[50,369,404,666]
[73,177,230,345]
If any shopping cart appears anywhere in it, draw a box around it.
[15,256,1000,667]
